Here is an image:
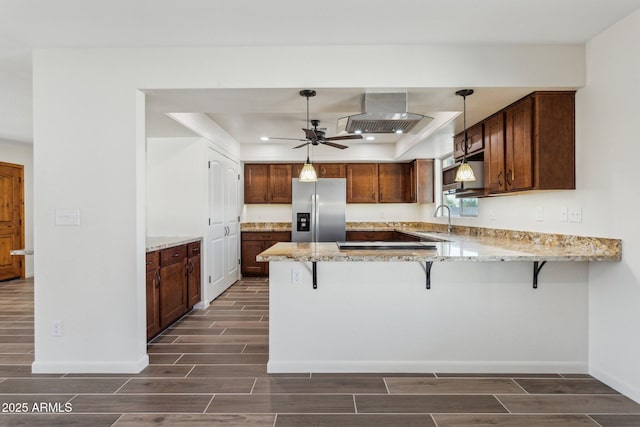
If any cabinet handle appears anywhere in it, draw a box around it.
[172,253,180,258]
[497,170,503,187]
[506,169,513,186]
[155,271,160,288]
[146,261,152,265]
[465,137,472,150]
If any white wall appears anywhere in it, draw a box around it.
[31,44,585,373]
[0,139,34,277]
[582,9,640,403]
[146,137,207,236]
[270,261,588,373]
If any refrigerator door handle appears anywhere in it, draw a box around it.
[314,194,320,242]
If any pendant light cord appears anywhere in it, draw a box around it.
[306,92,311,163]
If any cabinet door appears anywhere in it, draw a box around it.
[241,240,266,276]
[317,163,346,178]
[378,163,412,203]
[414,159,434,203]
[244,164,269,203]
[346,164,379,203]
[485,113,506,193]
[146,268,160,340]
[453,123,483,160]
[505,97,533,191]
[159,260,188,328]
[269,164,292,203]
[187,242,201,308]
[225,163,240,285]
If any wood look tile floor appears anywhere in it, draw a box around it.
[1,278,640,426]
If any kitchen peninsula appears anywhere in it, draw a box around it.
[257,226,620,374]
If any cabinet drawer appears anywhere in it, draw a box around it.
[160,245,187,266]
[187,241,201,257]
[242,231,290,241]
[146,251,160,271]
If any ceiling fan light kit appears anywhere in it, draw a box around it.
[263,89,363,151]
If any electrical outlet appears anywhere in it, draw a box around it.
[536,206,544,222]
[560,207,568,222]
[52,320,63,337]
[488,210,497,221]
[291,268,301,285]
[570,208,582,223]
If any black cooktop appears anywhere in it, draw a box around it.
[336,241,437,250]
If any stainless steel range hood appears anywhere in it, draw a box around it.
[337,93,430,134]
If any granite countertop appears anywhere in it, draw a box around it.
[146,236,202,252]
[257,230,621,263]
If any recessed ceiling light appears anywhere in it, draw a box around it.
[366,136,375,141]
[354,130,362,134]
[395,130,403,134]
[260,136,270,141]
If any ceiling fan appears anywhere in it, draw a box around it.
[266,89,363,150]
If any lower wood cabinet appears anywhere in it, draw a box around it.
[146,241,201,341]
[159,245,188,330]
[145,251,161,339]
[241,231,291,277]
[187,241,201,309]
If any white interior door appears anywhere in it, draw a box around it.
[207,155,226,300]
[225,162,240,284]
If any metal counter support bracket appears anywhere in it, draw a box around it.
[425,261,433,289]
[312,261,317,289]
[533,261,547,289]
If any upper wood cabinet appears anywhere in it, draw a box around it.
[378,163,413,203]
[346,164,379,203]
[317,163,346,178]
[246,161,433,204]
[244,163,292,204]
[269,164,292,203]
[413,159,434,204]
[484,113,506,193]
[292,163,346,179]
[484,91,575,194]
[453,122,484,161]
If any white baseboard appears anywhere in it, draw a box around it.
[590,365,640,404]
[267,360,587,374]
[31,354,148,374]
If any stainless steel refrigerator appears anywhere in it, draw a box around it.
[291,178,346,242]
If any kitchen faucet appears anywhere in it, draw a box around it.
[434,204,452,234]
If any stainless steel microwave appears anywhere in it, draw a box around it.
[442,161,484,194]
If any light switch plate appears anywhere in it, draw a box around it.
[570,208,583,223]
[536,206,544,222]
[560,207,568,222]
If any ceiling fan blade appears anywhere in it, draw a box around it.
[322,141,349,150]
[324,134,364,141]
[292,142,310,149]
[303,128,318,140]
[265,137,307,141]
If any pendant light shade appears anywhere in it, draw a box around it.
[299,156,317,182]
[455,88,477,183]
[454,162,476,182]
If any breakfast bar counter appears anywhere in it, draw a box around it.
[259,230,621,375]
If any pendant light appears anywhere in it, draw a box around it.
[454,89,476,182]
[298,90,318,182]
